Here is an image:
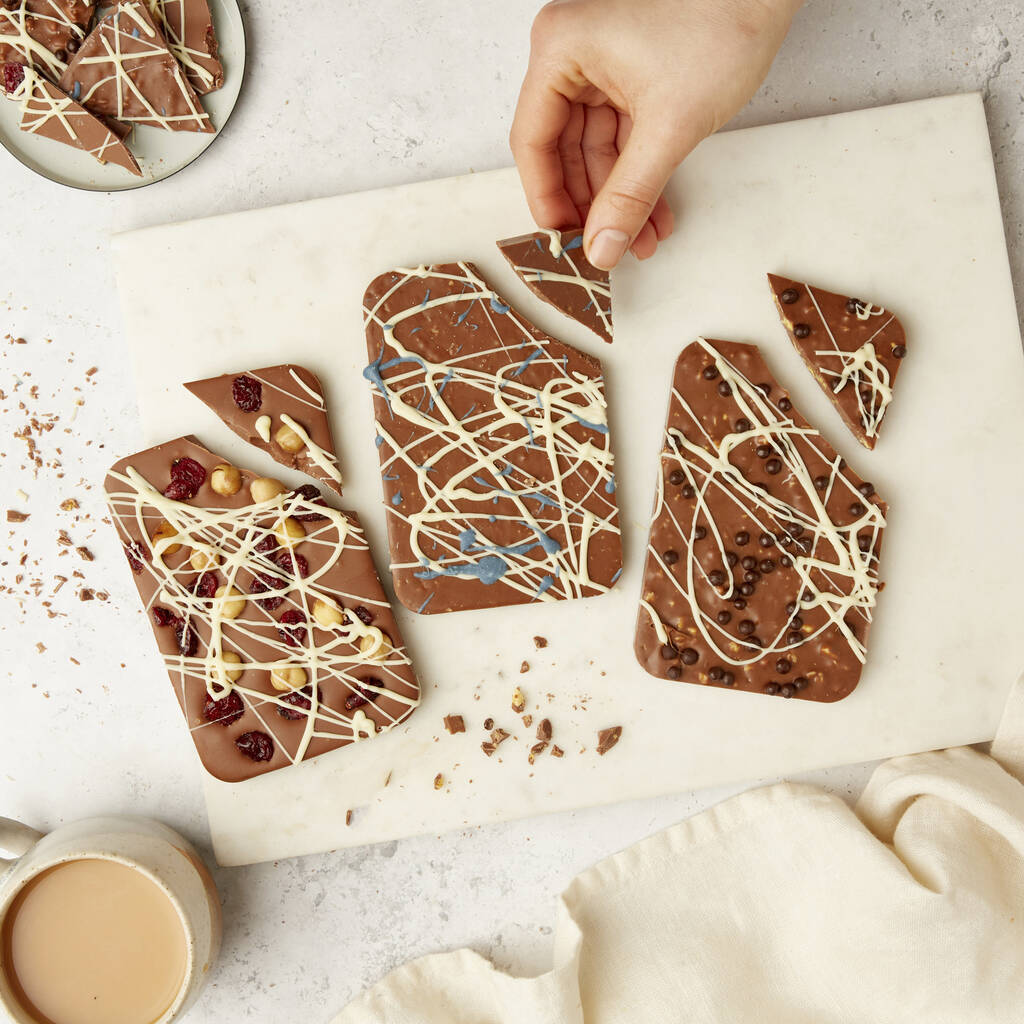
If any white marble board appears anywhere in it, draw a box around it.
[111,93,1024,866]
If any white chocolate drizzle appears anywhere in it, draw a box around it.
[646,339,885,670]
[106,463,419,767]
[363,262,621,607]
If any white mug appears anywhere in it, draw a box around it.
[0,815,222,1024]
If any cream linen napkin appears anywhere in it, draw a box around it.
[334,676,1024,1023]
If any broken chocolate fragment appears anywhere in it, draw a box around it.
[596,726,621,755]
[443,714,465,735]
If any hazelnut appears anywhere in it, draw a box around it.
[275,516,306,546]
[220,651,244,683]
[214,585,246,620]
[189,548,222,571]
[250,476,287,504]
[270,665,307,691]
[210,464,242,497]
[274,421,306,454]
[358,629,392,662]
[313,597,344,628]
[150,519,181,557]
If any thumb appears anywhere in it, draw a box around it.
[583,116,691,271]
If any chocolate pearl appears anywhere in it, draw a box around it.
[732,598,747,610]
[860,389,873,404]
[764,682,780,696]
[66,37,80,54]
[702,364,720,380]
[849,502,865,516]
[739,583,755,597]
[663,549,680,565]
[717,381,733,398]
[708,570,726,586]
[780,555,792,568]
[780,684,796,698]
[716,610,732,625]
[787,631,803,645]
[741,555,757,570]
[53,48,67,62]
[802,589,813,601]
[681,648,699,665]
[743,570,760,584]
[845,297,861,314]
[734,531,750,546]
[858,534,872,552]
[709,666,724,681]
[780,288,799,304]
[765,458,782,475]
[794,675,809,690]
[813,475,828,490]
[725,551,739,567]
[789,524,805,538]
[838,458,847,470]
[681,484,696,499]
[738,619,755,636]
[759,533,775,548]
[755,444,773,459]
[785,601,797,615]
[858,481,875,497]
[694,526,707,541]
[660,644,677,660]
[735,417,753,432]
[756,382,772,397]
[759,559,775,574]
[669,469,686,486]
[775,658,792,674]
[721,671,735,686]
[791,616,803,629]
[667,665,682,680]
[793,323,811,339]
[778,397,792,412]
[747,635,763,648]
[892,344,907,359]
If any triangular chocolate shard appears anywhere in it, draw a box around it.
[497,228,612,344]
[0,0,94,81]
[59,0,213,132]
[768,274,907,449]
[2,62,140,175]
[635,337,887,703]
[184,365,344,496]
[144,0,222,94]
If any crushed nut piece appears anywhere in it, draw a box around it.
[443,714,465,735]
[537,718,552,742]
[433,773,444,790]
[57,529,72,545]
[522,714,533,728]
[511,686,526,713]
[60,498,78,511]
[520,660,529,673]
[597,726,622,755]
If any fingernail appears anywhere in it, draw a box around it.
[587,229,629,271]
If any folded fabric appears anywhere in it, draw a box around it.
[334,674,1024,1024]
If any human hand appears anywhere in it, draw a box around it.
[510,0,802,270]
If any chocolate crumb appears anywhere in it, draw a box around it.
[537,718,552,742]
[490,728,510,747]
[511,687,526,713]
[57,529,72,546]
[79,588,95,601]
[481,742,497,757]
[530,741,548,756]
[533,636,548,649]
[520,660,529,673]
[433,773,444,790]
[345,809,353,826]
[521,714,533,728]
[551,745,564,758]
[596,726,622,755]
[75,546,93,562]
[443,714,465,735]
[6,510,29,523]
[483,717,494,730]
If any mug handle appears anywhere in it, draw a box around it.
[0,818,44,862]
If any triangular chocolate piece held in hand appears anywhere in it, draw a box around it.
[2,62,140,175]
[144,0,223,94]
[0,0,94,81]
[59,0,213,132]
[768,274,907,450]
[497,228,613,344]
[184,365,344,496]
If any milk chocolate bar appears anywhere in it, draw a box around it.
[497,228,612,344]
[768,274,907,449]
[363,261,622,614]
[59,1,213,133]
[185,364,344,496]
[0,0,93,81]
[105,437,419,782]
[635,338,887,702]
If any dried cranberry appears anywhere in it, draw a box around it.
[277,609,307,647]
[124,542,146,575]
[353,605,374,626]
[203,690,244,727]
[235,730,274,762]
[151,605,176,627]
[292,484,327,522]
[249,574,284,611]
[254,533,278,554]
[2,63,25,95]
[175,619,198,657]
[231,375,263,412]
[163,458,206,501]
[192,571,219,598]
[277,685,319,720]
[273,550,309,578]
[163,480,193,501]
[344,678,381,711]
